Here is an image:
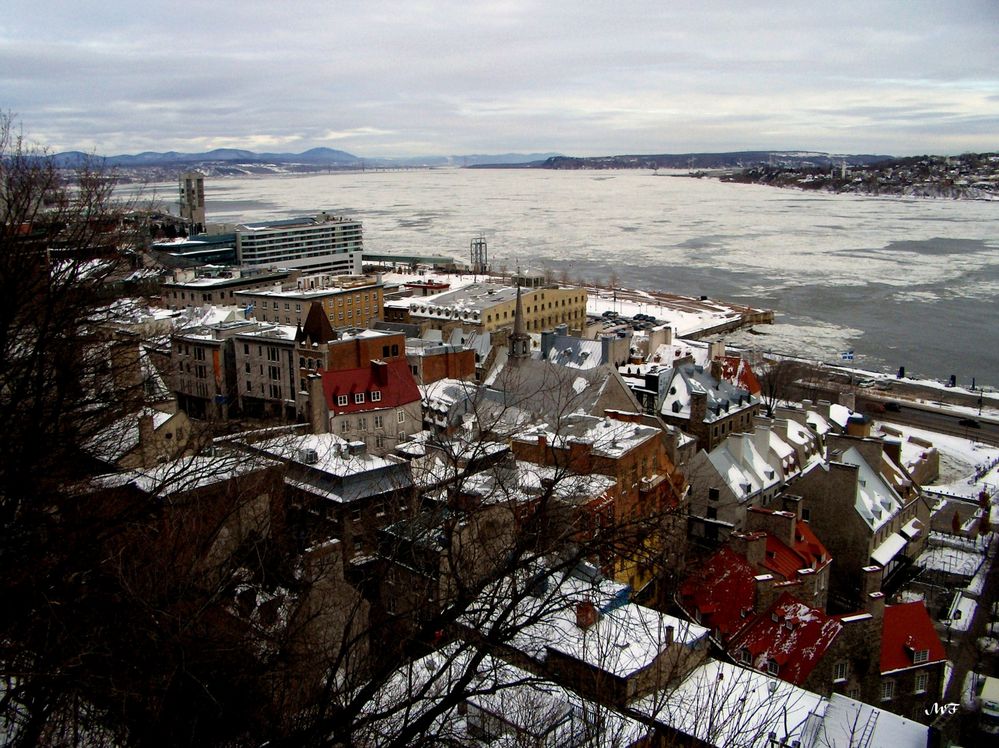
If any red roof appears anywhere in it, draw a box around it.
[679,546,757,641]
[763,521,831,581]
[321,359,420,415]
[880,601,947,674]
[729,592,843,685]
[718,355,761,396]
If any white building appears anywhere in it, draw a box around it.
[234,212,363,275]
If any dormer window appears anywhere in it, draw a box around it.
[354,392,365,404]
[371,391,382,402]
[913,648,929,664]
[740,648,752,664]
[337,394,348,407]
[767,660,779,676]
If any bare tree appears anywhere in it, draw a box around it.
[755,357,802,417]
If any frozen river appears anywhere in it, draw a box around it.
[145,168,999,386]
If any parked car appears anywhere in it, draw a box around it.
[959,417,982,429]
[885,401,902,412]
[857,379,876,388]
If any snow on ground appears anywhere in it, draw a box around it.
[947,595,978,633]
[873,420,999,500]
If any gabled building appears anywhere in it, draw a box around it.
[310,358,422,455]
[878,601,948,722]
[793,443,928,601]
[655,361,759,451]
[729,592,843,686]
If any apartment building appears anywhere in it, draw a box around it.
[235,274,384,328]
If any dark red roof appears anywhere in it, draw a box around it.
[881,601,947,674]
[728,592,842,685]
[321,359,420,415]
[679,546,757,641]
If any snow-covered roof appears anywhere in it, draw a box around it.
[706,433,781,501]
[634,659,827,748]
[515,413,659,460]
[815,693,929,748]
[659,362,756,423]
[83,407,174,464]
[837,446,903,532]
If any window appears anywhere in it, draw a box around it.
[740,648,752,665]
[354,392,365,404]
[398,411,405,423]
[374,415,383,429]
[269,365,280,381]
[340,419,350,434]
[337,394,348,407]
[767,660,779,676]
[371,391,381,402]
[914,672,928,694]
[708,487,719,501]
[358,417,367,430]
[802,507,812,522]
[913,649,929,665]
[375,434,385,449]
[245,362,251,373]
[833,661,848,683]
[706,507,718,520]
[881,680,895,701]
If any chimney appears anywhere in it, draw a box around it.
[372,359,389,386]
[728,433,747,465]
[709,340,726,361]
[780,494,803,522]
[861,564,883,598]
[709,358,724,383]
[732,531,766,569]
[540,329,554,360]
[866,591,885,621]
[308,374,328,434]
[754,574,779,615]
[752,418,771,456]
[568,439,592,472]
[746,508,795,549]
[555,323,568,336]
[601,335,614,365]
[689,391,707,427]
[576,600,599,630]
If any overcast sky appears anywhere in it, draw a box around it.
[3,1,997,158]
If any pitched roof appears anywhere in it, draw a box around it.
[880,602,947,675]
[679,546,757,640]
[295,300,336,344]
[660,362,756,423]
[761,519,830,581]
[728,593,843,685]
[321,359,420,414]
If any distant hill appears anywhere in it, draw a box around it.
[48,148,565,176]
[487,151,897,170]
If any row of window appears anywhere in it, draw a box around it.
[336,391,383,407]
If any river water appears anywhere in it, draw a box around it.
[147,169,999,386]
